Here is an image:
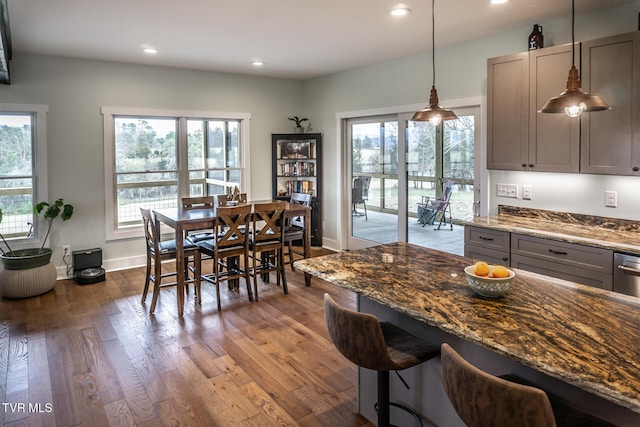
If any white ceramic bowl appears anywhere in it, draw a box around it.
[464,265,515,298]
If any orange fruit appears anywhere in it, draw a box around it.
[492,265,510,278]
[473,261,490,277]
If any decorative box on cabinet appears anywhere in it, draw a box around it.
[580,31,640,176]
[272,133,322,247]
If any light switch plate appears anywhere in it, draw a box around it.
[497,183,518,198]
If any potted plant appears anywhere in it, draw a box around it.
[0,199,74,298]
[288,116,308,133]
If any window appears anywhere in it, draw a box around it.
[0,104,48,249]
[102,108,251,240]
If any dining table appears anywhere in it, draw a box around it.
[153,200,312,317]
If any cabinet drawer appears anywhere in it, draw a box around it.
[511,234,612,275]
[464,244,510,266]
[465,226,510,252]
[511,254,612,290]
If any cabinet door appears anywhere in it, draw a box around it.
[529,44,580,173]
[464,245,510,266]
[581,32,640,175]
[487,52,529,170]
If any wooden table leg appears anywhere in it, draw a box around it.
[304,208,312,287]
[176,225,185,317]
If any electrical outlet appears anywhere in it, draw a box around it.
[62,245,71,256]
[522,185,532,200]
[605,190,617,208]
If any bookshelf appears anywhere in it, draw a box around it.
[272,133,322,246]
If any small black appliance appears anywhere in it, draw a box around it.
[72,248,106,285]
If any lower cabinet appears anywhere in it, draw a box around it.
[464,226,614,290]
[511,234,613,290]
[464,226,510,266]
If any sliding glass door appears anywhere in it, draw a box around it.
[345,106,479,253]
[348,117,399,249]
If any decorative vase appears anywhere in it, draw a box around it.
[528,24,544,50]
[294,126,304,134]
[0,248,57,298]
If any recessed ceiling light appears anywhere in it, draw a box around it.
[251,60,264,67]
[391,5,411,16]
[491,0,509,4]
[143,48,157,54]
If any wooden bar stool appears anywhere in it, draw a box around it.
[323,294,440,427]
[441,343,616,427]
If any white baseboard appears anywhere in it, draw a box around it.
[56,254,147,280]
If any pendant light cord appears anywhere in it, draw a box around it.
[571,0,575,68]
[432,0,436,87]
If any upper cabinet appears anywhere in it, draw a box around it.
[487,52,529,171]
[487,44,579,172]
[580,32,640,176]
[487,31,640,176]
[529,44,580,173]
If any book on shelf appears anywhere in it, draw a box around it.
[284,180,314,195]
[279,161,315,177]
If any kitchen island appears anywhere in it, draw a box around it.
[295,242,640,426]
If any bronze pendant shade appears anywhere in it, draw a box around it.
[412,0,458,125]
[538,0,610,117]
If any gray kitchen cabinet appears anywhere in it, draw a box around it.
[488,45,579,172]
[580,31,640,176]
[464,225,614,290]
[464,226,510,266]
[511,233,613,290]
[529,44,580,173]
[487,52,529,171]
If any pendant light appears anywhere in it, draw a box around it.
[411,0,458,125]
[538,0,610,117]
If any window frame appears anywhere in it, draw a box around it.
[102,107,251,241]
[0,103,49,250]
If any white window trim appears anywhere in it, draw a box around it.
[0,103,49,250]
[101,107,251,241]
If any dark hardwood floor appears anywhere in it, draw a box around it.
[0,250,375,426]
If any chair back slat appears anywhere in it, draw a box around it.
[140,208,160,254]
[216,193,248,206]
[215,205,251,250]
[182,196,214,210]
[288,192,311,229]
[252,202,286,243]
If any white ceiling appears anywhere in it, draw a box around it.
[7,0,637,80]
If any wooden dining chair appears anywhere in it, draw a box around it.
[283,192,311,271]
[248,202,288,301]
[140,208,201,314]
[182,196,216,243]
[197,204,252,311]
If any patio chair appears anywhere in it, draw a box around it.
[417,180,453,230]
[352,176,371,221]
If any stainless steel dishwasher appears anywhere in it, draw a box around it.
[613,252,640,297]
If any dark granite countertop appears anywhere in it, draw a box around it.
[466,206,640,254]
[294,242,640,413]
